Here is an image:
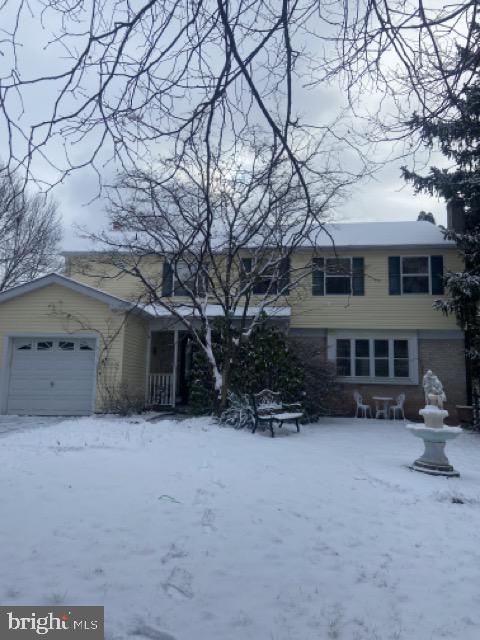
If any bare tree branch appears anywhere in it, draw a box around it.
[0,170,61,290]
[77,131,360,410]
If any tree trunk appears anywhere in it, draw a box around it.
[217,358,232,414]
[216,336,236,414]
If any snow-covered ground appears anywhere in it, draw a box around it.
[1,415,479,640]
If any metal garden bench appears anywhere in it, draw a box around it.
[251,389,303,438]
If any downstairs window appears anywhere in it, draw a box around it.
[332,336,416,383]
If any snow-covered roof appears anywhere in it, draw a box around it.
[304,221,455,249]
[143,303,291,319]
[62,221,454,255]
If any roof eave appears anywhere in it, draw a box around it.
[293,242,456,251]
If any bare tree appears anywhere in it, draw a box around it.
[0,0,475,305]
[0,0,339,195]
[0,172,61,291]
[327,1,479,118]
[83,133,355,410]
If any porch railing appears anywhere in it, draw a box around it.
[148,373,174,406]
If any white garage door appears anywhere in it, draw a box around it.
[6,337,97,415]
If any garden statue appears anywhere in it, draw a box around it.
[406,370,461,477]
[422,369,446,408]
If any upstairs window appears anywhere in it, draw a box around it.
[401,257,429,293]
[172,260,197,296]
[312,257,364,296]
[241,257,290,295]
[326,257,351,294]
[388,255,444,295]
[162,259,208,297]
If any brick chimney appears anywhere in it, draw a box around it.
[446,199,465,233]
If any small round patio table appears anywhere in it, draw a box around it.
[372,396,393,419]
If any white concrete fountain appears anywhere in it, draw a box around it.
[406,370,462,477]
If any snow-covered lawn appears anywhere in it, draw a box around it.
[1,415,479,640]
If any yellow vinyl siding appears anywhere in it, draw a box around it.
[288,248,461,330]
[0,284,126,411]
[65,256,163,302]
[67,246,461,331]
[121,313,149,400]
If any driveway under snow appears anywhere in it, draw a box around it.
[0,415,479,640]
[0,415,63,437]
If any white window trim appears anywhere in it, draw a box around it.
[327,331,419,385]
[400,255,431,295]
[171,260,193,296]
[252,265,279,294]
[243,258,284,295]
[312,256,355,296]
[171,260,208,297]
[324,256,353,296]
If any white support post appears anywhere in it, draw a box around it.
[145,329,152,405]
[172,329,179,408]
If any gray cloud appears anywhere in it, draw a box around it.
[0,2,451,251]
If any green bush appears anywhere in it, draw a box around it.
[189,319,305,413]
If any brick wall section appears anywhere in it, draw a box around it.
[345,382,423,421]
[289,335,467,424]
[418,338,467,421]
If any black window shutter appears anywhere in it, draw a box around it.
[430,255,444,294]
[241,257,252,272]
[162,260,173,296]
[388,256,401,295]
[352,257,365,296]
[312,257,324,295]
[278,257,290,295]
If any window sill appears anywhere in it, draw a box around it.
[312,293,353,297]
[337,376,417,386]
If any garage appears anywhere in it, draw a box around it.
[6,336,97,415]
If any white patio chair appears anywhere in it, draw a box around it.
[390,393,406,420]
[353,391,371,418]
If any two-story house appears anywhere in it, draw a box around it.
[0,220,466,419]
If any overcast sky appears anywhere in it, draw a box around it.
[56,79,448,251]
[0,1,449,252]
[56,160,447,251]
[56,75,448,250]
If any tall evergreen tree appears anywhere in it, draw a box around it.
[402,69,480,401]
